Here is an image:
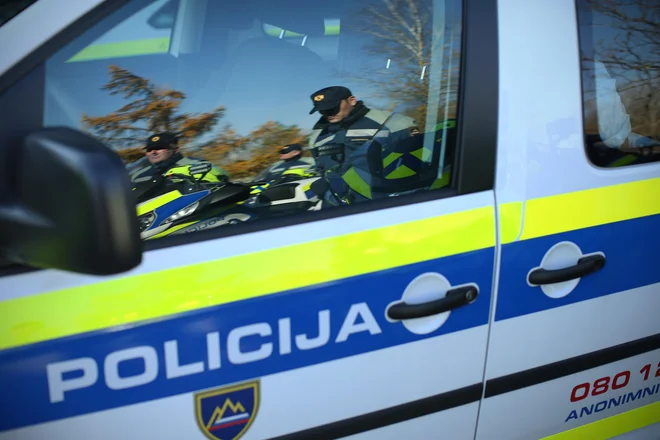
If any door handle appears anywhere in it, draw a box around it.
[528,254,605,286]
[386,285,478,320]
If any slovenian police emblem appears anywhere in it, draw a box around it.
[195,380,260,440]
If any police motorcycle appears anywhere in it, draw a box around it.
[133,162,331,240]
[239,153,382,213]
[133,164,256,240]
[239,166,327,216]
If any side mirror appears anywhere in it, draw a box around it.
[0,127,143,275]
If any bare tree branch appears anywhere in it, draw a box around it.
[581,0,659,137]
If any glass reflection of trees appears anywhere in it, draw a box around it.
[581,0,659,164]
[82,0,462,180]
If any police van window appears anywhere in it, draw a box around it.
[577,0,659,168]
[43,0,463,242]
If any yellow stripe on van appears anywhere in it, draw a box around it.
[520,177,660,241]
[499,201,523,244]
[541,401,660,440]
[0,206,495,351]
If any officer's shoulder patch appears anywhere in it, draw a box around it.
[195,380,260,440]
[188,162,213,175]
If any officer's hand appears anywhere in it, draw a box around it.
[313,143,344,160]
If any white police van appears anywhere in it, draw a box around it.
[0,0,658,439]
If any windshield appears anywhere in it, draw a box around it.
[133,174,165,204]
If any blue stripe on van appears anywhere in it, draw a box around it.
[0,247,494,431]
[495,213,660,321]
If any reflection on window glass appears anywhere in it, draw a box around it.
[67,0,176,63]
[44,0,462,241]
[578,0,659,168]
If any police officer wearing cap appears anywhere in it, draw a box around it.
[308,87,417,171]
[254,143,315,182]
[307,86,418,204]
[129,132,229,184]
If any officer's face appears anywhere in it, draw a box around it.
[279,150,301,160]
[323,97,357,123]
[146,147,176,164]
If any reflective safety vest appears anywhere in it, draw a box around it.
[313,114,456,204]
[130,156,229,184]
[308,109,417,173]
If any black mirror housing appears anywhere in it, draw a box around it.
[0,127,142,275]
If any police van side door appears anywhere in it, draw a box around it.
[476,0,660,438]
[0,0,499,438]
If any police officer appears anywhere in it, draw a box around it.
[129,132,229,184]
[307,86,419,205]
[254,143,315,183]
[307,86,417,172]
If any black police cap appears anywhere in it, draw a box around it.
[145,132,178,150]
[309,86,353,114]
